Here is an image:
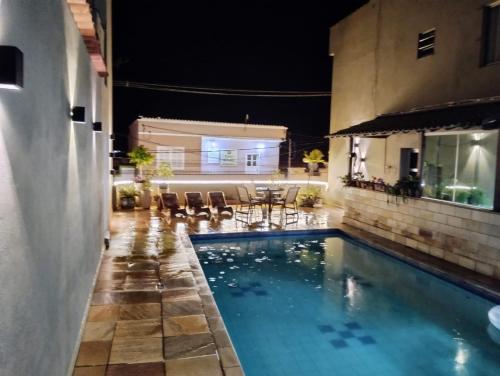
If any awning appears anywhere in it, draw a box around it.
[327,100,500,138]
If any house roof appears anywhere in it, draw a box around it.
[327,99,500,138]
[137,117,287,131]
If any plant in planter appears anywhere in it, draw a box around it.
[298,185,322,207]
[408,175,422,198]
[119,185,139,210]
[128,145,155,177]
[156,162,174,192]
[128,145,155,208]
[372,177,386,192]
[352,171,365,188]
[339,174,354,187]
[303,149,326,176]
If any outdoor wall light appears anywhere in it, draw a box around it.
[110,134,115,140]
[354,142,360,148]
[70,106,86,123]
[110,169,117,175]
[0,46,23,90]
[360,157,367,162]
[92,122,102,132]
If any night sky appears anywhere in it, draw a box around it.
[112,1,367,165]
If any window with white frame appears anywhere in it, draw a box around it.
[245,153,259,172]
[156,146,185,170]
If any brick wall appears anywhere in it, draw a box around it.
[343,188,500,279]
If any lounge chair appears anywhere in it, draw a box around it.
[207,191,234,217]
[235,186,262,224]
[272,186,300,224]
[184,192,212,218]
[160,193,188,217]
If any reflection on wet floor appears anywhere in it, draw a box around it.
[73,207,343,375]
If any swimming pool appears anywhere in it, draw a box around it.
[193,232,500,376]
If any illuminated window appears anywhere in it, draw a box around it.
[422,131,498,208]
[207,142,219,164]
[482,4,500,65]
[417,29,435,59]
[156,146,185,170]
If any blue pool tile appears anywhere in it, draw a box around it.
[254,290,268,296]
[330,339,348,348]
[339,330,354,339]
[249,282,262,287]
[231,292,245,297]
[318,325,335,333]
[358,336,376,345]
[345,322,362,330]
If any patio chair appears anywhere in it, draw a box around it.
[160,193,188,217]
[184,192,212,218]
[207,191,234,217]
[272,186,300,224]
[235,186,262,224]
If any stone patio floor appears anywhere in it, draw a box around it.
[73,205,500,376]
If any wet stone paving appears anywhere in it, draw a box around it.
[73,207,339,375]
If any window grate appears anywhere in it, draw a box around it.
[417,29,436,59]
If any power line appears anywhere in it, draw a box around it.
[114,80,332,97]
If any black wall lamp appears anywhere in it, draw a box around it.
[0,46,23,90]
[360,157,367,162]
[70,106,86,123]
[92,122,102,132]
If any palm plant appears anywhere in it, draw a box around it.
[303,149,326,175]
[128,145,154,179]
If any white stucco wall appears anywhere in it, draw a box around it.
[0,1,109,375]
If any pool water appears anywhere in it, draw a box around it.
[193,234,500,376]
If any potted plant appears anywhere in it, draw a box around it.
[339,174,354,187]
[298,185,322,207]
[372,177,386,192]
[303,149,326,176]
[156,162,174,191]
[128,145,155,178]
[128,145,154,208]
[119,184,139,210]
[408,175,422,198]
[352,172,364,188]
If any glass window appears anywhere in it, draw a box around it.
[207,142,219,164]
[483,5,500,65]
[422,131,498,208]
[156,146,185,170]
[246,154,259,167]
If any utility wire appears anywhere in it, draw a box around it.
[114,80,332,97]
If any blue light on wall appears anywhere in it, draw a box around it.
[0,46,23,90]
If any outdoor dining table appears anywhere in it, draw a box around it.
[255,186,285,226]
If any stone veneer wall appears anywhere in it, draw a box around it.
[343,188,500,279]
